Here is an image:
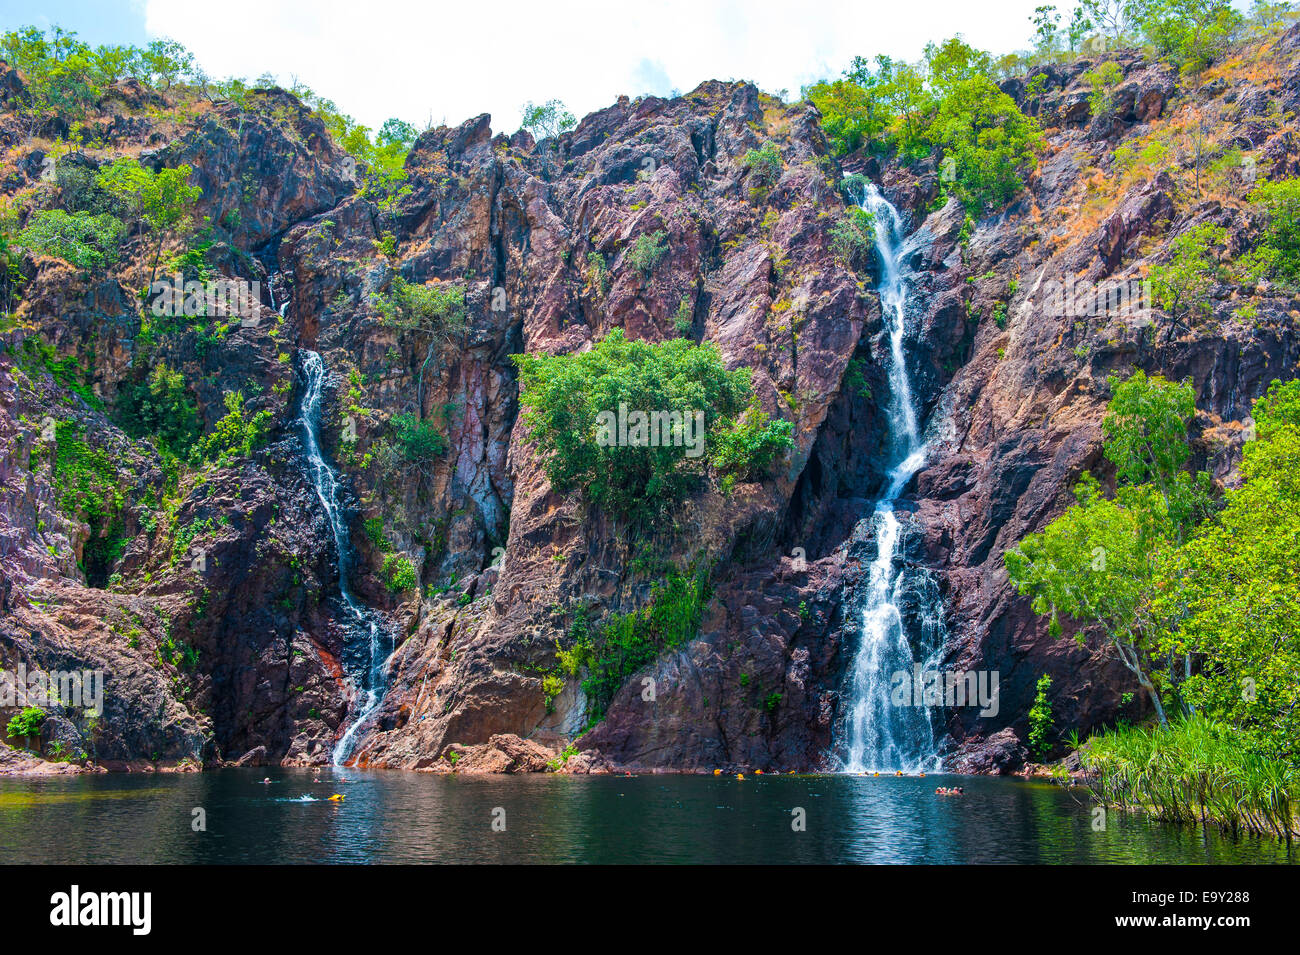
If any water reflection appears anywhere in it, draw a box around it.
[0,770,1293,864]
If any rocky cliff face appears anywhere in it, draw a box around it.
[2,28,1298,775]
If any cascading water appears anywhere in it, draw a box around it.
[841,184,943,774]
[297,350,388,765]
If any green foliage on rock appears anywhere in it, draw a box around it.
[382,553,418,593]
[95,158,202,282]
[389,412,448,462]
[1028,674,1054,758]
[114,363,201,463]
[564,569,711,724]
[192,390,271,466]
[53,421,124,531]
[372,277,465,340]
[1244,177,1300,284]
[5,706,45,742]
[624,230,669,278]
[17,209,124,271]
[1149,224,1226,327]
[828,207,876,270]
[805,37,1041,215]
[512,329,793,526]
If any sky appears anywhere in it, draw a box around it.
[0,0,1254,137]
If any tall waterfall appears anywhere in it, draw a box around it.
[841,185,943,774]
[297,350,388,765]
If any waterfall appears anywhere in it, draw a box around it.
[841,184,943,774]
[297,350,389,765]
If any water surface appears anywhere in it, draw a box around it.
[2,769,1294,864]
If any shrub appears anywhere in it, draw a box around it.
[708,406,794,481]
[363,517,391,552]
[624,230,668,278]
[114,362,201,462]
[574,570,710,723]
[192,390,272,465]
[382,553,418,592]
[585,252,610,298]
[390,412,448,462]
[828,207,876,270]
[372,277,466,339]
[1028,674,1054,758]
[17,209,124,271]
[513,329,793,526]
[742,143,784,199]
[5,707,45,743]
[1130,0,1242,77]
[1082,61,1124,115]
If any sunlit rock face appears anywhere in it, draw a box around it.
[3,28,1298,775]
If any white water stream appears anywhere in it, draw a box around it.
[841,185,943,774]
[297,350,388,765]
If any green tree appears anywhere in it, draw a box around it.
[928,74,1043,215]
[96,158,202,284]
[138,38,192,89]
[1150,380,1300,761]
[1083,61,1124,115]
[521,99,576,175]
[0,26,101,134]
[513,329,793,526]
[1102,369,1211,532]
[1006,371,1206,725]
[1031,5,1063,59]
[1149,223,1225,335]
[1246,177,1300,283]
[1129,0,1243,76]
[17,209,124,271]
[520,98,577,142]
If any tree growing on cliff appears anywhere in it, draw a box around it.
[520,99,576,175]
[95,158,202,285]
[1129,0,1243,77]
[1148,379,1300,761]
[1148,223,1226,338]
[513,329,793,528]
[1005,372,1207,726]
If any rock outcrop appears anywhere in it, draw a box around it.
[2,31,1299,775]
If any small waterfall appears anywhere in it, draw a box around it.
[297,350,389,765]
[841,184,943,774]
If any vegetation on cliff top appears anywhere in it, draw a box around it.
[805,1,1291,216]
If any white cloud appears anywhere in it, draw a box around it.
[141,0,1057,136]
